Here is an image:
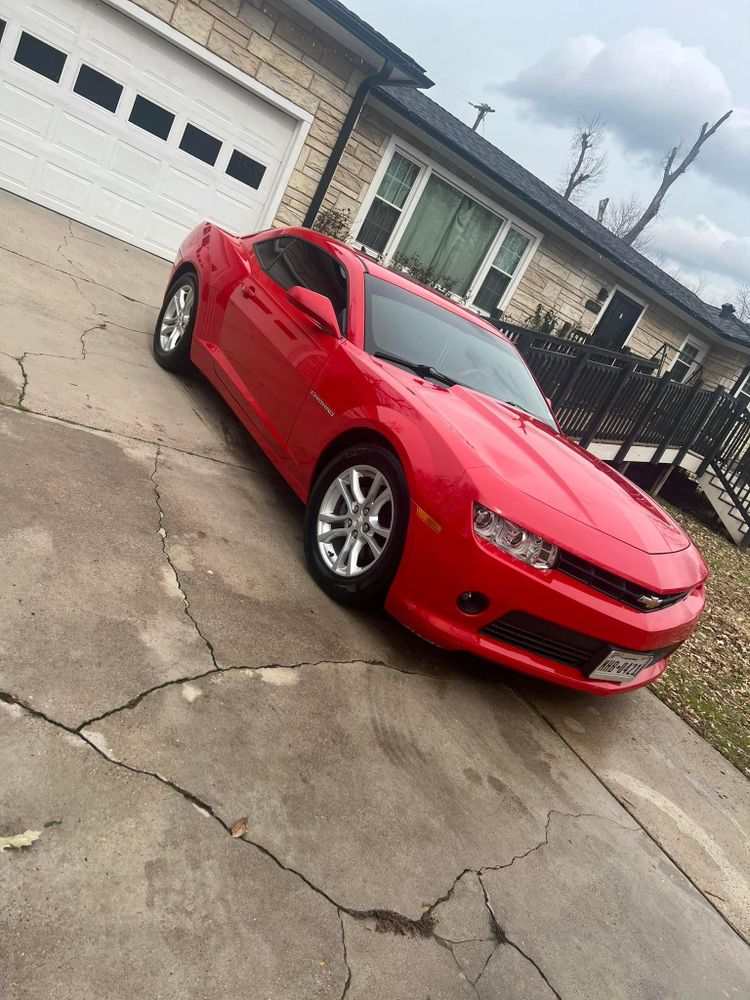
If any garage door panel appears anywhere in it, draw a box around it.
[0,0,300,257]
[144,212,191,257]
[0,138,35,187]
[93,186,145,235]
[37,160,92,211]
[51,111,109,164]
[0,82,56,137]
[109,140,161,190]
[159,165,213,213]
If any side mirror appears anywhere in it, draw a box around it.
[287,285,340,336]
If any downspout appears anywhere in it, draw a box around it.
[302,60,412,228]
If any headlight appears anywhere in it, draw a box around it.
[473,503,558,570]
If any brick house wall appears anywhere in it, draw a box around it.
[131,0,377,225]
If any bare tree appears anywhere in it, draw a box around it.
[733,283,750,323]
[621,111,732,245]
[601,194,653,251]
[559,115,607,202]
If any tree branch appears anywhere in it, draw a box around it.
[621,110,732,245]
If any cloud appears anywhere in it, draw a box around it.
[494,28,749,196]
[648,216,750,285]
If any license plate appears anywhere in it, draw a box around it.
[588,648,654,684]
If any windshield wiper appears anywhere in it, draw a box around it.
[501,399,534,416]
[373,351,458,387]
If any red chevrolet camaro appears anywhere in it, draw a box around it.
[153,224,707,694]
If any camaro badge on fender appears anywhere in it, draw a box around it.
[311,391,334,416]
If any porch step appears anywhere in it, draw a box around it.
[698,467,750,545]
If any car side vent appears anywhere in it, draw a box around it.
[557,552,690,612]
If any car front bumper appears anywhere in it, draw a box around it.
[385,494,705,696]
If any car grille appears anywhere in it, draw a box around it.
[557,551,690,612]
[480,611,605,669]
[479,611,679,672]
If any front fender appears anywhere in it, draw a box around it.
[286,342,468,514]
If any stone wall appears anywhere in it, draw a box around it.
[702,344,750,391]
[131,0,376,224]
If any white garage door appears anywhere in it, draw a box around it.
[0,0,301,256]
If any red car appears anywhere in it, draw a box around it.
[153,225,707,694]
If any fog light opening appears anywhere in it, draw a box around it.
[457,591,490,615]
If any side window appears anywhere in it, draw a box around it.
[254,236,295,274]
[254,238,348,333]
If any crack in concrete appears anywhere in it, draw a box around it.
[0,244,157,309]
[75,659,394,730]
[1,688,697,1000]
[16,353,29,408]
[337,912,352,1000]
[517,690,750,947]
[476,871,562,998]
[80,322,107,360]
[150,444,219,671]
[0,398,271,474]
[55,219,89,279]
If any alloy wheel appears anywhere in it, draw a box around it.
[159,282,195,353]
[316,464,394,577]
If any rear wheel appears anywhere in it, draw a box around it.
[304,444,409,607]
[153,273,197,373]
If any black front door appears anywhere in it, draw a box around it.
[592,291,643,350]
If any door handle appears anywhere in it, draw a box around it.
[241,281,257,299]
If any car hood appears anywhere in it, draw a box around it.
[416,382,690,555]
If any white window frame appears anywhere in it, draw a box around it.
[668,333,708,383]
[352,137,541,312]
[733,368,750,408]
[590,284,647,349]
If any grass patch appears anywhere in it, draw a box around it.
[654,503,749,778]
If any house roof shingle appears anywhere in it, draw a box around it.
[375,85,750,350]
[306,0,432,86]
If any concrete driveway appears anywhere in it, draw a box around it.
[1,190,748,999]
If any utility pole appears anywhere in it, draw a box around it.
[597,197,609,224]
[470,102,495,132]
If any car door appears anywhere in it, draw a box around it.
[220,235,348,450]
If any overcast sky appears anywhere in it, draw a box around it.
[349,0,750,306]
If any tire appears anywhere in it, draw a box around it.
[304,443,410,607]
[153,273,198,373]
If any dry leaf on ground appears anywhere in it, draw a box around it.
[230,817,248,838]
[0,830,42,852]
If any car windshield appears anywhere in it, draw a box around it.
[364,276,555,427]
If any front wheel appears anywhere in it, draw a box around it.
[153,273,197,373]
[304,444,409,607]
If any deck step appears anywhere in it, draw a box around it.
[697,466,750,545]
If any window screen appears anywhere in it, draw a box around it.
[14,32,66,83]
[73,64,123,113]
[129,95,174,140]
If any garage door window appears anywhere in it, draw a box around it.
[179,123,221,166]
[129,95,174,140]
[0,19,6,43]
[14,32,67,83]
[226,150,266,190]
[73,64,123,113]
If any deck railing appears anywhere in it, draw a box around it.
[492,319,750,542]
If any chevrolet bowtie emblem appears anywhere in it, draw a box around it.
[638,594,663,609]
